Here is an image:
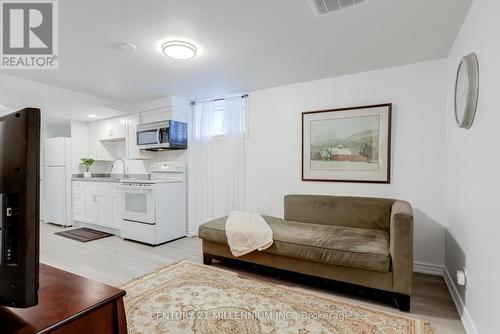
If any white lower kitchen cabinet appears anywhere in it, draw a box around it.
[97,193,111,227]
[84,193,99,223]
[72,191,85,222]
[72,181,120,232]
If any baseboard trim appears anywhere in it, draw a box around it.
[413,261,444,276]
[443,267,479,334]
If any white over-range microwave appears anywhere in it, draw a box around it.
[136,120,187,151]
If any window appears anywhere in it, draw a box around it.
[193,97,247,139]
[208,99,247,137]
[210,100,226,136]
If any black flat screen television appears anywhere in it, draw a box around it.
[0,108,40,308]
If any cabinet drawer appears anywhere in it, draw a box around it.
[73,181,85,190]
[121,220,156,244]
[73,193,84,202]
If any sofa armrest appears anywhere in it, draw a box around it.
[390,200,414,295]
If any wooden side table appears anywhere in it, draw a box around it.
[0,264,127,334]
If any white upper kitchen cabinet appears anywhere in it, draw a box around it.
[140,107,188,123]
[113,117,126,139]
[98,118,114,141]
[98,117,126,141]
[126,113,154,160]
[135,96,190,124]
[88,121,115,161]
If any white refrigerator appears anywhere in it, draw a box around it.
[43,137,72,227]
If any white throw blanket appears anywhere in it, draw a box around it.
[225,211,273,257]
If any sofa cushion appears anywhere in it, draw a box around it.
[199,217,390,273]
[284,194,394,232]
[198,215,283,244]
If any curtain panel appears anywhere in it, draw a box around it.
[188,97,246,234]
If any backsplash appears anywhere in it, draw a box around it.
[88,148,186,175]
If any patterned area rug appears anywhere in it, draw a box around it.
[122,261,434,334]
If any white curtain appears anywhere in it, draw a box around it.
[222,97,246,213]
[188,97,246,235]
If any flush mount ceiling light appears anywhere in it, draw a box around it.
[161,40,197,60]
[88,114,97,118]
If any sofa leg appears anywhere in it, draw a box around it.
[394,294,411,312]
[203,253,213,265]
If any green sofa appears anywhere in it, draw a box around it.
[198,194,414,310]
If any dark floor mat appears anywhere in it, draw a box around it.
[55,227,113,242]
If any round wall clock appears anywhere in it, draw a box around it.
[454,52,479,129]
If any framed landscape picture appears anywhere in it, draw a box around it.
[302,103,392,183]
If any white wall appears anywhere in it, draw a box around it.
[444,1,500,333]
[70,121,89,174]
[246,59,447,267]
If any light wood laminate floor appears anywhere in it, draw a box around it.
[41,223,465,333]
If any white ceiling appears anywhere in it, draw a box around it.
[0,73,130,122]
[1,0,472,104]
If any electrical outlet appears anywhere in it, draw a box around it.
[456,269,467,287]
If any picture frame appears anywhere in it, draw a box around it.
[302,103,392,183]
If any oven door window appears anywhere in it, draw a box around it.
[137,129,158,145]
[123,190,155,224]
[125,193,148,213]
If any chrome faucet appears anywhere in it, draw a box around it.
[113,158,128,179]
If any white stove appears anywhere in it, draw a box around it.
[120,162,186,245]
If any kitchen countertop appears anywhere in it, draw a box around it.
[72,177,121,183]
[72,174,151,183]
